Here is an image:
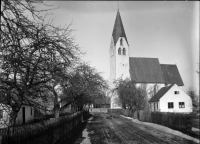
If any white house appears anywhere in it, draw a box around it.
[0,103,11,128]
[16,104,34,124]
[0,103,34,128]
[149,84,193,113]
[109,10,184,108]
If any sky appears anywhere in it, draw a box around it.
[36,1,199,93]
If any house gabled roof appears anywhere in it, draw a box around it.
[129,57,165,83]
[112,10,128,46]
[149,84,174,102]
[160,64,184,86]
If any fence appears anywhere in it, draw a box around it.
[107,108,135,117]
[0,110,89,144]
[150,112,189,133]
[187,114,200,138]
[149,112,200,137]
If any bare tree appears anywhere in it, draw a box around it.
[113,78,147,110]
[60,63,108,112]
[0,0,80,125]
[187,87,199,102]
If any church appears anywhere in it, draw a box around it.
[109,10,184,109]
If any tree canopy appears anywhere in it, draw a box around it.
[113,78,148,110]
[0,0,109,125]
[60,63,108,111]
[0,0,81,123]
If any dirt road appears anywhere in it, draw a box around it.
[75,112,198,144]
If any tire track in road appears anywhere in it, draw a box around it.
[106,120,138,144]
[113,118,171,144]
[102,114,193,144]
[107,118,164,144]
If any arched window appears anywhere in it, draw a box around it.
[118,48,121,55]
[120,38,123,46]
[123,48,126,55]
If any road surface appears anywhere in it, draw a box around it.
[74,112,198,144]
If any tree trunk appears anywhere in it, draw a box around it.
[137,110,140,120]
[9,109,19,127]
[54,103,60,118]
[55,109,60,119]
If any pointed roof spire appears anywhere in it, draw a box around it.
[112,10,128,46]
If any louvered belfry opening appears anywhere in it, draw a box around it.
[118,48,121,55]
[123,48,126,55]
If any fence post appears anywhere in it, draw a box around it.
[187,117,192,134]
[0,135,2,144]
[81,112,83,122]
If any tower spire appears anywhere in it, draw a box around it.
[112,10,129,46]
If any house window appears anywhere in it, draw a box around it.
[120,38,123,46]
[174,91,179,94]
[118,48,121,55]
[179,102,185,108]
[168,102,174,109]
[123,48,126,55]
[0,110,3,119]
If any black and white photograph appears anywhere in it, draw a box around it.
[0,1,199,144]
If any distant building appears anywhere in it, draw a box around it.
[149,84,192,113]
[16,103,34,124]
[109,10,184,108]
[0,102,34,128]
[0,103,11,128]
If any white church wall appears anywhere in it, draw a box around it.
[115,37,130,80]
[110,37,116,84]
[111,95,121,109]
[110,37,130,109]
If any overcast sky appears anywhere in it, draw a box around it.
[37,1,199,92]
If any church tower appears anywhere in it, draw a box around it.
[110,10,130,85]
[110,10,130,108]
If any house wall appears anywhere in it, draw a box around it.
[0,104,12,128]
[111,94,122,109]
[0,104,34,127]
[16,105,34,124]
[159,84,192,113]
[150,102,160,111]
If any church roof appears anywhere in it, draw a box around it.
[129,58,184,86]
[160,64,184,86]
[112,10,128,46]
[129,57,165,83]
[149,84,174,102]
